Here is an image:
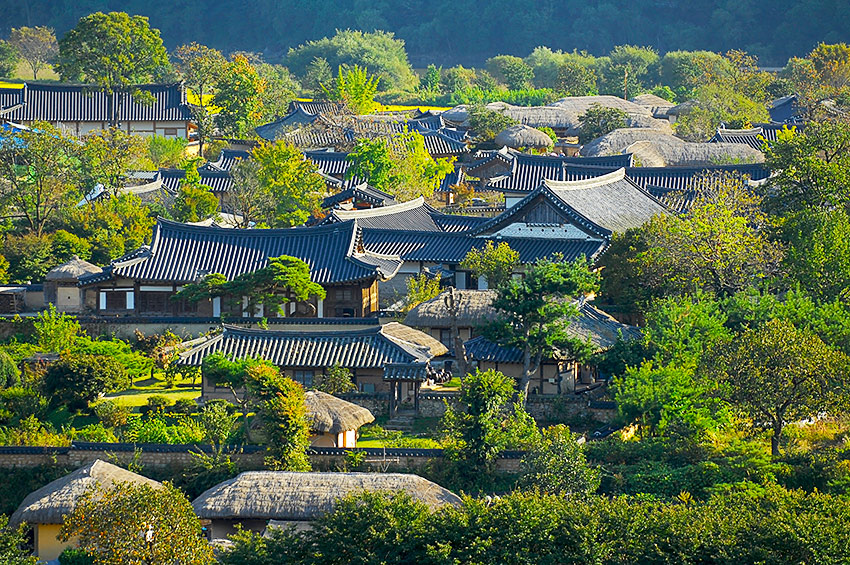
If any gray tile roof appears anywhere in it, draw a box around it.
[485,152,634,192]
[709,123,805,148]
[202,149,251,172]
[322,197,487,232]
[158,168,234,193]
[360,229,606,264]
[474,168,668,238]
[0,82,191,122]
[564,163,771,193]
[80,219,402,286]
[178,324,433,368]
[321,184,396,209]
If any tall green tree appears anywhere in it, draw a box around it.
[213,55,267,138]
[9,26,57,79]
[56,12,171,127]
[250,140,324,227]
[638,172,783,297]
[0,41,19,77]
[0,514,37,565]
[346,130,454,201]
[707,319,850,457]
[321,64,380,114]
[577,103,628,143]
[245,363,311,471]
[486,55,535,90]
[520,424,599,497]
[174,43,227,158]
[484,256,600,402]
[172,159,219,223]
[227,159,277,228]
[0,122,81,237]
[80,128,148,194]
[61,481,214,565]
[598,45,659,98]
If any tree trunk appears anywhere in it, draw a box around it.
[518,345,532,405]
[771,420,782,457]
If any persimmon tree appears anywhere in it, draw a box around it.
[60,481,213,565]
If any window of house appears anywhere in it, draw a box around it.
[335,288,352,302]
[359,382,375,393]
[139,291,171,314]
[439,329,453,348]
[293,370,314,388]
[104,290,129,310]
[163,128,178,136]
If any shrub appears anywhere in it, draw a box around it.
[0,349,21,388]
[58,548,95,565]
[93,400,131,428]
[0,387,47,423]
[171,398,198,414]
[43,354,130,411]
[72,337,153,382]
[143,395,172,415]
[69,422,118,443]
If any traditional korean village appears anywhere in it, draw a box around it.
[0,2,849,563]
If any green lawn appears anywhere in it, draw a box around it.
[100,388,200,409]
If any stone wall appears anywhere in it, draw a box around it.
[0,443,523,474]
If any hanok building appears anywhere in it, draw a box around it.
[183,322,447,407]
[193,471,461,539]
[404,289,641,395]
[77,219,402,319]
[0,82,192,137]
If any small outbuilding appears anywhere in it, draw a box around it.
[44,255,102,312]
[10,459,161,561]
[305,390,375,448]
[192,471,462,539]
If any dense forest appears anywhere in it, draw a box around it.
[1,0,848,66]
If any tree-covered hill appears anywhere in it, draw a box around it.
[1,0,848,66]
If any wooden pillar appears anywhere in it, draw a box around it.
[388,382,396,417]
[414,381,420,413]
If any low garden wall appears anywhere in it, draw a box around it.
[0,442,523,473]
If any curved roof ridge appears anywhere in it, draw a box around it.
[717,126,764,135]
[155,217,357,237]
[220,324,382,338]
[543,167,626,190]
[332,196,425,219]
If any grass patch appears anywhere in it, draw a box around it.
[100,388,200,409]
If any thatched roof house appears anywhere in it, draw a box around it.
[495,124,554,149]
[193,471,461,537]
[10,460,161,561]
[305,390,374,448]
[630,94,676,119]
[404,289,498,330]
[44,256,102,282]
[580,128,764,166]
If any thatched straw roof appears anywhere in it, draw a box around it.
[580,128,764,166]
[305,391,374,434]
[494,124,553,148]
[630,94,676,118]
[192,472,461,521]
[624,140,667,167]
[44,255,102,281]
[404,289,498,329]
[10,460,160,526]
[380,321,449,357]
[444,98,671,136]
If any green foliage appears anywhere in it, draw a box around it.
[60,481,214,565]
[346,130,454,201]
[577,103,628,143]
[520,424,599,496]
[80,128,148,193]
[659,50,731,96]
[0,122,82,237]
[174,42,226,157]
[2,233,54,283]
[249,140,324,227]
[43,353,129,411]
[321,64,380,114]
[466,104,518,141]
[765,121,850,214]
[402,273,442,313]
[122,413,205,444]
[213,55,267,138]
[0,387,47,424]
[638,172,783,297]
[67,192,156,264]
[0,40,20,77]
[315,364,356,395]
[442,369,538,487]
[93,400,130,428]
[0,514,38,565]
[50,229,92,262]
[706,318,850,456]
[484,255,600,400]
[9,26,57,80]
[146,135,189,169]
[58,548,95,565]
[460,240,520,288]
[287,29,418,91]
[56,12,170,125]
[674,83,770,141]
[0,414,69,446]
[34,304,81,353]
[0,350,20,389]
[245,364,311,471]
[303,57,332,95]
[555,60,598,96]
[486,55,535,90]
[598,44,659,98]
[173,159,219,223]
